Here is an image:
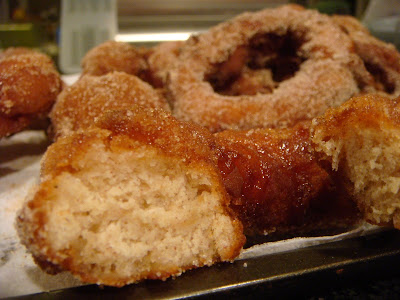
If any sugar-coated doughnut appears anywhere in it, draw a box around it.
[50,71,171,139]
[168,5,369,132]
[311,94,400,229]
[17,106,245,287]
[0,48,62,137]
[332,15,400,97]
[81,40,149,79]
[146,41,183,88]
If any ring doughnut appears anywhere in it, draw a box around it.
[168,4,368,132]
[332,15,400,97]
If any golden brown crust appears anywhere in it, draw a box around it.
[311,94,400,229]
[332,15,400,97]
[215,122,359,234]
[81,40,150,79]
[0,114,32,138]
[15,6,400,288]
[311,94,400,143]
[45,106,215,177]
[0,51,61,116]
[18,106,245,287]
[168,5,367,132]
[49,72,171,139]
[0,49,62,137]
[81,40,182,94]
[96,107,216,164]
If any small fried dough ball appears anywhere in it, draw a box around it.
[81,40,149,78]
[50,71,171,139]
[0,48,62,137]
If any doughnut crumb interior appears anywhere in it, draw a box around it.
[312,94,400,229]
[17,107,245,286]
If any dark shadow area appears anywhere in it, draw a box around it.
[0,166,17,177]
[206,31,306,96]
[0,135,50,165]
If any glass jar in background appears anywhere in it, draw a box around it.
[59,0,117,74]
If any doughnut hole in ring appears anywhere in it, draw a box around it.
[169,5,366,132]
[206,32,307,96]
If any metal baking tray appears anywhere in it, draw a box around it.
[18,229,400,299]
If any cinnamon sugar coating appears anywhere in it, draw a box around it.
[18,106,245,287]
[81,40,182,93]
[332,15,400,97]
[49,72,170,139]
[13,5,400,288]
[146,41,183,88]
[81,40,150,79]
[18,94,400,287]
[168,4,369,132]
[0,47,36,59]
[0,48,62,137]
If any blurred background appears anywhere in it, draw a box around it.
[0,0,398,73]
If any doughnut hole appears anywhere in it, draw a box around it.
[206,32,307,96]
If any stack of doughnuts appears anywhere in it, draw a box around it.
[63,4,400,134]
[12,4,400,287]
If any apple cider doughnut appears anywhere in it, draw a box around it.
[0,48,62,137]
[332,15,400,97]
[168,5,369,132]
[17,106,245,287]
[311,94,400,229]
